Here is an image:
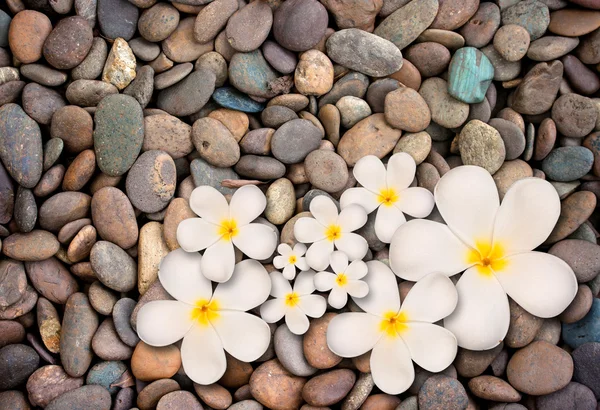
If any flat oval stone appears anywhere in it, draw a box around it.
[552,94,598,138]
[3,230,60,262]
[8,10,52,64]
[89,281,118,316]
[22,83,66,125]
[212,86,265,113]
[501,0,550,40]
[274,324,317,377]
[60,293,99,377]
[418,375,468,410]
[548,9,600,37]
[66,223,96,262]
[138,379,181,410]
[511,60,563,115]
[459,120,506,174]
[572,341,600,400]
[0,103,43,188]
[92,318,133,361]
[39,191,91,232]
[192,118,240,167]
[98,0,139,40]
[226,0,273,52]
[250,360,306,410]
[549,239,600,283]
[0,344,39,390]
[489,118,526,160]
[91,187,138,249]
[126,150,176,213]
[273,0,328,52]
[448,47,494,104]
[326,28,403,77]
[43,16,93,70]
[25,257,78,304]
[0,320,25,348]
[123,65,155,109]
[468,375,521,402]
[158,69,216,116]
[560,284,594,324]
[263,40,297,74]
[137,221,169,294]
[528,36,580,61]
[66,80,119,107]
[481,44,522,82]
[563,299,600,348]
[139,3,180,42]
[404,42,451,77]
[191,157,239,195]
[94,94,144,177]
[542,146,594,182]
[419,77,469,129]
[302,369,355,406]
[235,155,286,180]
[563,55,600,95]
[112,297,139,346]
[19,64,66,87]
[26,365,84,408]
[492,160,533,199]
[162,17,213,63]
[46,385,111,410]
[431,0,478,30]
[229,50,279,99]
[90,241,137,292]
[157,391,203,410]
[303,313,342,369]
[304,150,348,193]
[0,259,27,308]
[143,114,193,159]
[460,2,501,48]
[576,28,600,65]
[384,87,430,132]
[72,37,108,81]
[14,186,36,233]
[318,72,370,108]
[374,0,439,50]
[271,119,322,164]
[536,382,598,410]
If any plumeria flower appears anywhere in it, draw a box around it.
[260,270,327,335]
[327,261,458,394]
[136,249,271,384]
[340,153,434,243]
[389,165,578,350]
[177,185,277,282]
[273,243,310,280]
[314,251,369,309]
[294,195,368,271]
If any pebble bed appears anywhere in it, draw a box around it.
[0,0,600,409]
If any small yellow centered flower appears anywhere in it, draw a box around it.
[285,292,300,307]
[218,219,239,241]
[380,311,409,337]
[190,299,220,326]
[325,224,342,242]
[335,273,348,286]
[466,240,509,277]
[288,255,297,264]
[378,188,399,207]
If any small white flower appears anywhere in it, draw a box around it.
[340,153,435,243]
[177,185,278,282]
[260,270,327,335]
[294,195,368,271]
[389,165,578,350]
[327,261,458,394]
[314,251,369,309]
[273,243,310,280]
[136,249,272,385]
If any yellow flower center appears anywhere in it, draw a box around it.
[335,273,348,286]
[380,311,409,337]
[288,255,297,265]
[466,240,509,277]
[218,219,239,241]
[378,188,399,207]
[325,224,342,242]
[285,292,300,307]
[190,299,220,326]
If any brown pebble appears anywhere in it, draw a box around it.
[193,383,233,410]
[8,10,53,64]
[66,225,96,263]
[137,379,181,410]
[131,341,181,382]
[302,369,355,407]
[91,187,139,249]
[62,149,96,191]
[304,313,343,369]
[250,359,306,410]
[3,230,60,262]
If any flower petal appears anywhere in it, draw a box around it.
[136,301,193,346]
[229,185,266,226]
[353,155,387,193]
[434,165,499,249]
[233,223,277,260]
[397,187,435,218]
[401,323,457,372]
[212,311,270,362]
[176,218,221,252]
[201,239,235,283]
[294,217,326,243]
[314,271,336,291]
[389,219,472,281]
[386,152,416,191]
[346,280,369,298]
[345,260,368,280]
[181,323,226,385]
[353,261,400,317]
[159,248,213,305]
[335,233,368,261]
[340,188,381,214]
[296,258,310,271]
[310,195,339,226]
[212,260,271,311]
[260,298,287,323]
[492,178,561,255]
[189,186,229,224]
[327,312,382,357]
[371,337,415,395]
[495,252,577,318]
[277,243,293,257]
[286,307,310,335]
[306,239,334,271]
[282,264,296,280]
[328,287,348,309]
[293,242,307,256]
[399,273,458,323]
[294,270,316,295]
[273,256,286,269]
[299,294,327,317]
[329,251,349,274]
[337,204,368,232]
[269,271,293,298]
[444,267,510,350]
[375,203,406,243]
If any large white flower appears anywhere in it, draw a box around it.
[294,195,368,271]
[177,185,278,282]
[327,261,458,394]
[273,243,310,280]
[340,153,434,243]
[260,270,327,335]
[314,251,369,309]
[136,249,271,385]
[389,166,578,350]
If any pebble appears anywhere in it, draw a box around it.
[88,281,118,315]
[0,163,14,225]
[302,369,355,407]
[22,83,66,125]
[547,191,596,243]
[560,285,594,324]
[91,187,138,249]
[102,38,137,90]
[563,55,600,95]
[274,324,317,377]
[14,187,36,233]
[501,0,550,40]
[92,318,133,361]
[0,10,9,47]
[552,94,598,138]
[138,221,169,294]
[512,60,563,115]
[542,146,594,182]
[0,259,27,308]
[374,0,439,50]
[250,359,306,410]
[294,50,333,96]
[39,191,91,232]
[97,0,139,40]
[154,63,192,90]
[25,257,78,304]
[304,313,342,369]
[492,160,533,199]
[192,118,240,167]
[2,230,60,262]
[157,391,203,410]
[536,382,598,410]
[549,9,600,36]
[468,375,521,402]
[163,198,195,250]
[8,10,53,64]
[562,299,600,348]
[420,77,469,129]
[304,150,349,193]
[0,320,25,348]
[460,3,501,47]
[577,29,600,65]
[384,87,431,132]
[220,354,253,388]
[86,360,128,394]
[60,293,99,377]
[0,343,39,389]
[71,37,107,80]
[273,0,329,52]
[493,24,530,62]
[213,86,265,113]
[126,151,176,213]
[572,342,600,399]
[507,340,573,395]
[489,118,526,160]
[271,119,322,164]
[191,157,238,195]
[194,383,233,409]
[455,343,505,378]
[319,72,369,108]
[112,297,139,346]
[417,29,465,50]
[50,106,93,154]
[459,120,506,174]
[365,79,400,114]
[138,3,180,42]
[46,385,111,410]
[549,239,600,283]
[418,375,468,410]
[43,16,93,70]
[195,52,228,87]
[63,150,96,192]
[229,50,279,99]
[226,0,273,52]
[263,41,298,75]
[90,241,137,292]
[265,178,296,225]
[208,109,249,141]
[137,379,181,410]
[0,284,38,320]
[506,299,543,348]
[66,80,119,107]
[262,106,298,129]
[26,365,84,408]
[448,47,494,104]
[158,69,215,116]
[534,118,556,161]
[123,65,155,108]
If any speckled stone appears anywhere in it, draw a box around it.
[212,86,266,113]
[157,69,215,116]
[60,293,99,378]
[102,38,137,90]
[374,0,439,50]
[271,119,322,164]
[501,0,550,40]
[90,241,137,292]
[418,375,468,410]
[8,10,53,64]
[86,360,128,394]
[229,50,279,99]
[273,0,329,52]
[563,299,600,348]
[542,146,594,182]
[459,120,506,174]
[448,47,494,104]
[126,150,176,213]
[97,0,139,40]
[43,16,93,70]
[190,157,238,195]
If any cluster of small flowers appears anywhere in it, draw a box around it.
[136,152,578,394]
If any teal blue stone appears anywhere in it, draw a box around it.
[542,146,594,182]
[190,157,238,195]
[212,87,265,113]
[86,361,128,394]
[448,47,495,104]
[0,10,11,47]
[563,298,600,349]
[228,50,279,99]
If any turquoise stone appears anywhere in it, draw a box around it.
[212,87,265,113]
[447,47,495,104]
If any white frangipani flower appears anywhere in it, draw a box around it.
[136,249,272,385]
[389,165,578,351]
[260,270,327,335]
[314,251,369,309]
[294,195,368,271]
[340,153,435,243]
[273,243,310,280]
[327,261,458,394]
[177,185,278,282]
